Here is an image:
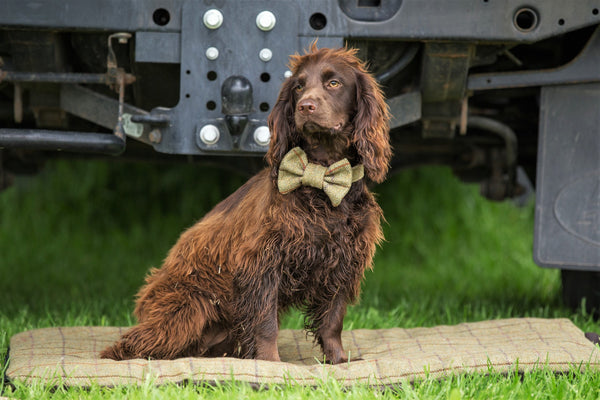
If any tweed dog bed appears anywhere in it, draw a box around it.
[5,318,600,387]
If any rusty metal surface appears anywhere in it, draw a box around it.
[420,42,474,138]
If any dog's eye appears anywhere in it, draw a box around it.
[294,84,304,92]
[328,80,341,88]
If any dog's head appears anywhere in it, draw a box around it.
[266,44,392,183]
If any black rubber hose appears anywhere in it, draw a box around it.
[375,44,420,84]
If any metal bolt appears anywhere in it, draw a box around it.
[122,113,143,138]
[149,129,162,143]
[199,124,220,145]
[203,9,223,29]
[112,32,132,44]
[253,126,271,146]
[256,11,276,31]
[284,70,293,78]
[259,48,273,62]
[206,47,219,60]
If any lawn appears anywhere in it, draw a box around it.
[0,159,598,399]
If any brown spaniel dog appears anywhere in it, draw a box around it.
[101,44,391,364]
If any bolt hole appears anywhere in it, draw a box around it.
[206,101,217,110]
[207,71,218,81]
[185,93,190,98]
[152,8,170,26]
[558,18,565,25]
[513,7,538,32]
[186,70,191,75]
[593,8,599,15]
[309,13,327,30]
[260,73,271,82]
[260,102,270,112]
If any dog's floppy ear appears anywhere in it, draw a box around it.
[266,77,299,177]
[352,69,392,183]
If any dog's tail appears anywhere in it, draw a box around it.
[99,321,232,360]
[99,323,169,360]
[99,294,229,360]
[100,336,137,360]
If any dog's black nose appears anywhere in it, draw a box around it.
[298,99,317,115]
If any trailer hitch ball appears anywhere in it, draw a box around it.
[221,76,253,115]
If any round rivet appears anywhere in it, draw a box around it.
[284,70,293,78]
[259,48,273,62]
[206,47,219,60]
[203,9,223,29]
[199,124,220,145]
[253,126,271,146]
[256,11,276,31]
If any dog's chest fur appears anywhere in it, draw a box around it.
[273,183,378,307]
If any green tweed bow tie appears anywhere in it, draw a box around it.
[277,147,364,207]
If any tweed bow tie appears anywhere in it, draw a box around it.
[277,147,364,207]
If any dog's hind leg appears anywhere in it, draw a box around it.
[100,293,222,360]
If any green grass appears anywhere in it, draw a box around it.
[0,159,598,398]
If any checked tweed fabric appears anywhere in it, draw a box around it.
[278,147,364,207]
[6,318,600,387]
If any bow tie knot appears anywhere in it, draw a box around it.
[277,147,364,207]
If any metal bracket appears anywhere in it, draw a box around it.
[387,91,422,130]
[59,84,154,145]
[468,26,600,90]
[150,0,299,156]
[107,32,132,142]
[420,42,474,138]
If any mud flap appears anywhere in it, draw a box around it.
[534,83,600,271]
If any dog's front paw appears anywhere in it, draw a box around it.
[326,354,365,364]
[323,349,348,365]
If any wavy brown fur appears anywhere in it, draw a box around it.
[100,45,392,364]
